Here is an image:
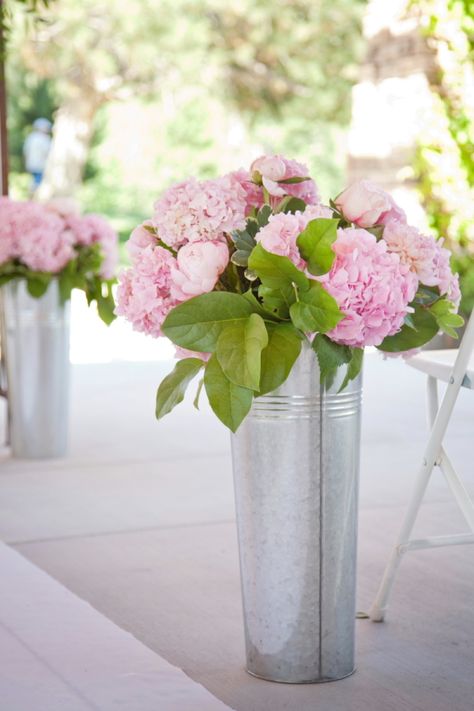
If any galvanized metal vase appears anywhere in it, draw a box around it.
[1,279,70,458]
[231,342,362,683]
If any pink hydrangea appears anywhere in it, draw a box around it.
[0,199,75,273]
[383,218,461,304]
[0,197,22,264]
[319,228,418,348]
[65,213,118,279]
[153,175,247,248]
[170,240,229,300]
[255,204,332,269]
[115,245,179,338]
[127,221,157,260]
[250,154,319,206]
[335,180,406,228]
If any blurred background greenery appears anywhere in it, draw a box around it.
[4,0,474,313]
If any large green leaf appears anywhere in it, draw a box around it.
[296,218,338,276]
[259,323,303,395]
[289,281,343,334]
[312,333,352,389]
[216,313,268,390]
[204,353,253,432]
[378,304,439,352]
[162,292,254,352]
[155,357,204,420]
[248,243,309,291]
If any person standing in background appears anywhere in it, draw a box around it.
[23,118,52,194]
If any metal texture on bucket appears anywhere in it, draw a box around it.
[231,342,362,683]
[2,280,70,459]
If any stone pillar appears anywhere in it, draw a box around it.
[347,0,436,228]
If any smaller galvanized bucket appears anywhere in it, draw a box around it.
[231,341,362,683]
[1,279,70,458]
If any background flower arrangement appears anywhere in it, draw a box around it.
[0,197,118,323]
[117,155,463,431]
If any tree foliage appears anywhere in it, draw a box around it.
[411,0,474,313]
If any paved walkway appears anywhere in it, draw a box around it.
[1,353,473,710]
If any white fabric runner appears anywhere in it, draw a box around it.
[0,542,232,711]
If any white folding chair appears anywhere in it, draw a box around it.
[370,312,474,622]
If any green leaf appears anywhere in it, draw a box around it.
[162,292,254,352]
[193,377,204,410]
[296,218,338,276]
[312,333,352,389]
[231,227,256,252]
[258,323,303,395]
[204,353,253,432]
[379,304,439,352]
[258,284,296,319]
[26,275,51,298]
[231,249,251,267]
[257,205,272,227]
[216,313,268,390]
[365,225,385,240]
[429,298,464,338]
[275,196,307,214]
[289,281,343,334]
[58,272,74,303]
[339,348,363,392]
[415,285,440,306]
[155,358,203,420]
[97,291,116,325]
[248,243,309,291]
[277,176,311,184]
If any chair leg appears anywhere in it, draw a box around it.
[370,377,443,622]
[369,456,434,621]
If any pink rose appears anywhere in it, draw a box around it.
[335,180,405,228]
[170,240,229,299]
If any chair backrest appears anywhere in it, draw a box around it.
[451,310,474,388]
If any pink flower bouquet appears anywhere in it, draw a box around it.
[0,198,119,323]
[117,156,463,431]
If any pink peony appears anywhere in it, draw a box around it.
[250,154,319,206]
[153,175,247,249]
[319,228,418,348]
[115,245,179,338]
[383,218,461,304]
[255,204,333,269]
[335,180,406,228]
[170,240,229,300]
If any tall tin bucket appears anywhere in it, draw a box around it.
[231,342,362,683]
[2,279,70,458]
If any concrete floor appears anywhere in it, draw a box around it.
[1,353,473,710]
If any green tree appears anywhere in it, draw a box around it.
[10,0,365,200]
